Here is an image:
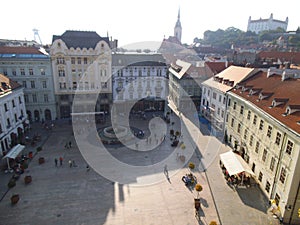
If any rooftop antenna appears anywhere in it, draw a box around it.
[32,28,43,45]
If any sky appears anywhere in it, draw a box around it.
[2,0,300,48]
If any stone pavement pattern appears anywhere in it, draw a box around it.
[0,113,282,225]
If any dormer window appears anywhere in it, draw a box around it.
[272,98,289,107]
[259,92,273,100]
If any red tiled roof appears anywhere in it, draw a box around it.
[257,51,300,64]
[0,73,21,96]
[205,62,232,74]
[231,71,300,134]
[0,46,43,54]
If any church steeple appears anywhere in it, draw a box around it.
[174,8,182,43]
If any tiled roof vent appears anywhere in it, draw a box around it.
[271,98,289,107]
[285,105,300,115]
[259,92,273,100]
[249,88,262,96]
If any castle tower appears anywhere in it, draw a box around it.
[174,8,182,43]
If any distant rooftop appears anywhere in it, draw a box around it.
[0,46,48,58]
[52,30,110,49]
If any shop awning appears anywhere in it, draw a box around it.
[3,144,25,159]
[220,151,254,176]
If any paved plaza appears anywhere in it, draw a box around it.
[0,112,281,225]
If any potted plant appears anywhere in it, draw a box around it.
[10,194,19,205]
[195,183,203,198]
[7,179,16,189]
[24,175,32,184]
[188,162,195,170]
[38,157,45,164]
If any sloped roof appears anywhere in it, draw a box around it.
[257,51,300,64]
[0,73,21,96]
[202,66,258,92]
[230,71,300,135]
[205,62,232,74]
[52,30,109,49]
[0,46,43,54]
[112,53,166,67]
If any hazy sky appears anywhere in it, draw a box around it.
[2,0,299,47]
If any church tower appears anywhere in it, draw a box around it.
[174,8,182,43]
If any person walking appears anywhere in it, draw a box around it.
[69,141,72,148]
[54,158,58,167]
[68,160,73,168]
[86,164,90,172]
[59,156,63,166]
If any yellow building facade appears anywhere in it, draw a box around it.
[225,69,300,224]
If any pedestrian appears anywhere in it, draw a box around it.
[54,158,58,167]
[164,165,170,182]
[72,160,76,167]
[68,160,73,168]
[64,143,69,149]
[69,141,72,148]
[135,142,138,149]
[59,156,63,166]
[86,164,90,172]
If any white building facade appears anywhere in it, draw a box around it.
[247,13,288,34]
[0,46,57,122]
[201,66,258,132]
[0,74,27,156]
[112,53,168,113]
[50,31,112,118]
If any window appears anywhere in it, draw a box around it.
[3,68,7,75]
[4,103,8,111]
[221,110,224,118]
[233,101,237,110]
[275,193,280,206]
[71,57,75,64]
[218,95,222,102]
[12,100,15,107]
[84,57,87,64]
[262,149,267,162]
[7,118,11,128]
[275,132,281,145]
[77,57,81,64]
[22,81,27,88]
[259,120,264,130]
[231,118,234,127]
[19,96,22,104]
[286,140,294,155]
[24,94,29,103]
[265,181,270,193]
[247,111,251,120]
[101,82,108,88]
[279,167,286,184]
[249,135,253,146]
[202,99,205,105]
[270,157,275,171]
[44,94,49,102]
[42,81,47,88]
[40,68,45,75]
[58,68,65,77]
[267,126,272,138]
[20,68,25,75]
[57,57,65,64]
[237,123,241,133]
[253,115,257,125]
[32,94,37,103]
[217,108,220,115]
[240,106,244,115]
[14,114,17,123]
[227,98,231,107]
[258,172,263,182]
[12,68,16,76]
[243,129,248,140]
[223,97,226,104]
[255,141,260,153]
[212,92,216,99]
[59,82,66,89]
[29,68,34,75]
[30,81,35,88]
